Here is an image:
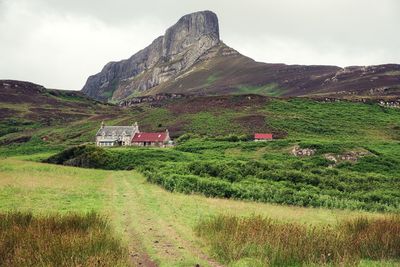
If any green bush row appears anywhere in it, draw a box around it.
[144,169,399,212]
[46,144,400,212]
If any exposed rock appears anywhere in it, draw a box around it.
[82,11,220,101]
[379,99,400,108]
[119,93,189,107]
[324,151,371,165]
[292,146,316,157]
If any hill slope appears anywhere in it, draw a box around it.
[81,11,400,102]
[0,80,129,153]
[2,79,400,157]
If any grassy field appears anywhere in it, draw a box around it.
[1,157,395,266]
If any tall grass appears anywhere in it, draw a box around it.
[195,215,400,266]
[0,212,129,266]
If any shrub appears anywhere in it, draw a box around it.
[44,145,108,168]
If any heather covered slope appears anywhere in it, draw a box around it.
[143,42,339,97]
[0,80,130,154]
[1,79,400,157]
[147,43,400,98]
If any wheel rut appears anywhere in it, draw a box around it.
[119,175,223,267]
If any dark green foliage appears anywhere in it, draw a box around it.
[45,145,109,169]
[174,133,201,144]
[45,145,192,170]
[212,134,252,142]
[0,119,39,140]
[345,155,400,175]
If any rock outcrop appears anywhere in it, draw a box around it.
[82,10,220,101]
[291,146,316,157]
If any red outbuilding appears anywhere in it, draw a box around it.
[254,133,273,141]
[131,130,171,147]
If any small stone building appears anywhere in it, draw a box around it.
[95,121,171,147]
[95,122,139,147]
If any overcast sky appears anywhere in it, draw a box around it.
[1,0,399,90]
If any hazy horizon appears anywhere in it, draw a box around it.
[1,0,399,90]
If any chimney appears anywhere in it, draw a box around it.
[133,122,139,133]
[101,121,105,129]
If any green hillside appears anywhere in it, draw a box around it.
[2,91,399,155]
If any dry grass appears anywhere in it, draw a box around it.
[195,215,400,266]
[0,212,129,267]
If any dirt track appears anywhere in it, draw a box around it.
[105,172,223,267]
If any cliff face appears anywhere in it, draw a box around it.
[82,11,220,101]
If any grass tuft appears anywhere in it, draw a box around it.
[0,212,129,266]
[195,215,400,266]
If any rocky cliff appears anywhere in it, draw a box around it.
[82,11,400,102]
[82,10,220,101]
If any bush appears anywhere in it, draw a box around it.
[45,145,109,168]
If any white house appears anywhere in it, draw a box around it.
[95,121,139,147]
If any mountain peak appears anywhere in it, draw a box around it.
[163,10,219,57]
[175,10,219,35]
[82,11,221,101]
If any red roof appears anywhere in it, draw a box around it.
[254,133,273,139]
[132,132,168,142]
